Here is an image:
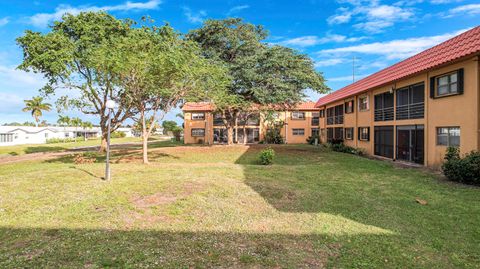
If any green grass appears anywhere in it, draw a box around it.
[0,136,165,156]
[0,144,479,268]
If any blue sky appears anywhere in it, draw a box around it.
[0,0,479,125]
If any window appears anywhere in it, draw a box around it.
[311,128,319,137]
[396,83,425,120]
[0,134,13,143]
[345,128,354,140]
[291,111,305,120]
[319,109,325,118]
[432,69,463,98]
[334,127,344,140]
[292,128,305,136]
[213,113,224,126]
[345,100,354,114]
[65,132,70,138]
[437,127,460,147]
[359,96,369,111]
[191,112,205,120]
[45,133,49,138]
[327,128,334,142]
[374,91,394,121]
[326,104,344,125]
[191,128,205,137]
[358,127,370,141]
[311,112,320,125]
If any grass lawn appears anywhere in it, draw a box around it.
[0,144,478,268]
[0,136,169,157]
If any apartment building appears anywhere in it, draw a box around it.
[316,26,480,168]
[182,101,320,144]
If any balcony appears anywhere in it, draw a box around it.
[396,102,424,120]
[374,107,394,121]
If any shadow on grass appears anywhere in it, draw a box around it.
[24,146,67,154]
[0,227,398,268]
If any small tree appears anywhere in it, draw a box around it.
[81,121,93,141]
[162,120,178,135]
[22,96,52,127]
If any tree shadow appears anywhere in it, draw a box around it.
[24,146,67,154]
[0,227,397,268]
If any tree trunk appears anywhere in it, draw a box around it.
[99,133,107,153]
[227,126,234,145]
[142,113,149,164]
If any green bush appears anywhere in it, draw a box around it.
[442,147,480,185]
[328,142,365,156]
[264,128,284,144]
[46,138,76,144]
[258,147,275,165]
[306,135,320,145]
[111,131,126,138]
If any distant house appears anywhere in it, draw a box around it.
[182,101,320,144]
[0,126,135,146]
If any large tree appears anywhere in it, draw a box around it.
[17,12,137,151]
[116,22,228,164]
[188,18,329,144]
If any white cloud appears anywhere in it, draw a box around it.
[279,34,366,48]
[430,0,462,4]
[0,17,9,27]
[446,3,480,17]
[227,5,250,15]
[182,7,207,24]
[318,28,470,60]
[28,0,162,28]
[328,1,414,33]
[315,58,345,67]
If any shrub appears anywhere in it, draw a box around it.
[73,152,99,164]
[306,135,320,145]
[46,138,76,144]
[258,147,275,165]
[442,147,480,185]
[111,131,126,138]
[264,128,284,144]
[328,142,364,156]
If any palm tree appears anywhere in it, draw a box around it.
[57,115,71,141]
[81,121,93,141]
[22,97,52,127]
[70,117,83,142]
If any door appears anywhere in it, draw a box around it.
[374,126,394,158]
[396,125,424,164]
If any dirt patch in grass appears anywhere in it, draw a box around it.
[124,181,207,228]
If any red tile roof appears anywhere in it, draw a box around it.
[315,26,480,107]
[182,102,215,111]
[182,101,318,111]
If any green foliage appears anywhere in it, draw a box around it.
[258,147,275,165]
[187,18,329,142]
[171,126,183,141]
[328,142,365,156]
[17,12,137,139]
[263,111,284,144]
[46,138,76,144]
[442,147,480,185]
[22,96,52,125]
[57,115,71,127]
[111,131,126,138]
[162,120,178,135]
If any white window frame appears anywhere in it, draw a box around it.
[191,128,205,137]
[292,128,305,136]
[345,128,354,140]
[436,71,458,97]
[191,112,205,120]
[291,111,305,120]
[359,127,369,141]
[436,127,460,147]
[358,95,369,111]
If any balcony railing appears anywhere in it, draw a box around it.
[396,102,424,120]
[374,107,394,121]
